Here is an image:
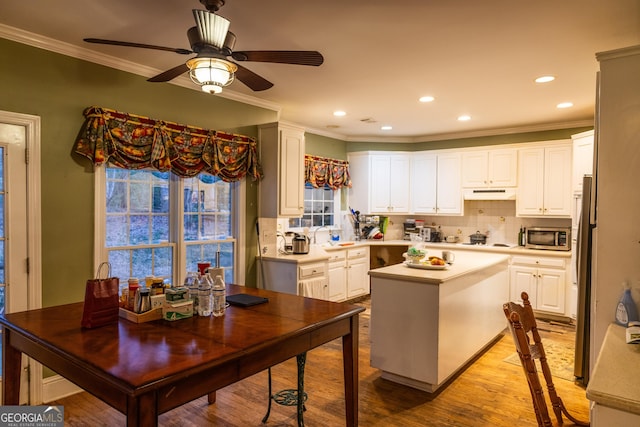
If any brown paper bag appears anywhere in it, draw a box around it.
[81,262,120,328]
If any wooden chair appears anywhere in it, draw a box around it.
[503,292,589,427]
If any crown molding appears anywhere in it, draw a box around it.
[596,44,640,62]
[292,118,594,143]
[0,23,282,115]
[342,119,594,143]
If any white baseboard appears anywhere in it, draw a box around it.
[42,375,82,403]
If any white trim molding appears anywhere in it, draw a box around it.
[0,109,43,404]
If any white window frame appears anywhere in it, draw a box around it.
[286,185,342,234]
[94,166,246,286]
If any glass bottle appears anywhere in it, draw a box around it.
[127,278,140,311]
[197,274,213,316]
[212,275,226,317]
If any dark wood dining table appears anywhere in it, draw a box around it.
[1,285,364,426]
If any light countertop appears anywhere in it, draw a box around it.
[259,239,570,264]
[259,247,332,263]
[367,250,510,285]
[586,323,640,416]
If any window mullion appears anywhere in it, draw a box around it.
[171,173,186,286]
[93,165,108,268]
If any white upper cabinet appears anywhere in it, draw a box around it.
[258,123,305,217]
[410,153,437,213]
[370,154,411,213]
[349,152,410,214]
[462,148,517,188]
[517,141,572,217]
[412,152,462,215]
[571,130,594,193]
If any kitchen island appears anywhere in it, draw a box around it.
[369,250,510,392]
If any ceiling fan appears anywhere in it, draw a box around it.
[84,0,324,93]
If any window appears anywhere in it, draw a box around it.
[99,167,238,286]
[289,183,338,228]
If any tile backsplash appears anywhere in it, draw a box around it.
[343,200,571,245]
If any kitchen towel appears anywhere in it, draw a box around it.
[299,279,328,299]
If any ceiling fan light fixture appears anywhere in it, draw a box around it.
[187,57,237,93]
[193,9,230,48]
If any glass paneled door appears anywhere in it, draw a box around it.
[0,114,40,404]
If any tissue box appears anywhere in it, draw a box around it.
[165,287,189,301]
[163,299,194,321]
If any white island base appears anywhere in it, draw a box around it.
[369,251,510,392]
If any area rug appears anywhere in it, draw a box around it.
[503,338,575,382]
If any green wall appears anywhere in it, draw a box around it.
[0,38,276,307]
[305,133,348,159]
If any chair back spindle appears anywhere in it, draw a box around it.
[503,292,589,427]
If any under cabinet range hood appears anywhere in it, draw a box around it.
[463,188,516,200]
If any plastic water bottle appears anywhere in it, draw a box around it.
[184,272,199,314]
[212,275,226,317]
[197,274,213,316]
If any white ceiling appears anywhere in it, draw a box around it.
[1,0,639,141]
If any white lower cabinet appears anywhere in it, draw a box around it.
[347,247,370,298]
[327,251,347,302]
[510,255,567,315]
[259,258,328,299]
[326,246,370,301]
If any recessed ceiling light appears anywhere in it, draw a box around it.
[535,75,555,83]
[333,110,346,117]
[381,125,393,131]
[419,96,435,103]
[457,115,471,121]
[557,102,573,109]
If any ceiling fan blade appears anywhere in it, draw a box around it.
[148,63,190,82]
[234,64,274,91]
[84,38,193,55]
[231,50,324,66]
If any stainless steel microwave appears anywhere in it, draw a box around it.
[525,227,571,251]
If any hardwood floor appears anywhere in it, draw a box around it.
[50,298,590,426]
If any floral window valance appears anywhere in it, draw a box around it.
[73,106,262,182]
[305,155,351,190]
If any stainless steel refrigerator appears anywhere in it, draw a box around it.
[574,175,593,384]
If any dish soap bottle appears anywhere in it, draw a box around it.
[615,282,639,326]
